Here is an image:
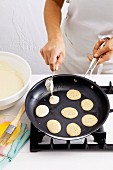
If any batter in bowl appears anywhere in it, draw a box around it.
[0,62,24,99]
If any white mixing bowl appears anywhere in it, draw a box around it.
[0,51,31,110]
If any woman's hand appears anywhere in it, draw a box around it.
[40,38,65,71]
[88,38,113,64]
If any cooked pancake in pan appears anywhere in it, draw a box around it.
[66,123,81,136]
[61,107,78,119]
[81,99,94,111]
[36,105,49,117]
[66,89,81,100]
[47,119,61,134]
[82,114,98,127]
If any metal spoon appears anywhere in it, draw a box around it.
[45,71,55,95]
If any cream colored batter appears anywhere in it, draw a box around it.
[0,62,24,99]
[66,89,81,100]
[61,107,78,119]
[82,114,98,127]
[49,95,59,105]
[47,119,61,134]
[66,123,81,137]
[35,105,49,117]
[81,99,94,111]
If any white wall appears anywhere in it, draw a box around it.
[0,0,68,74]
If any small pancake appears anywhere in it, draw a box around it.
[66,89,81,100]
[47,120,61,134]
[61,107,78,119]
[81,99,94,111]
[49,95,59,105]
[35,105,49,117]
[82,114,98,127]
[66,123,81,136]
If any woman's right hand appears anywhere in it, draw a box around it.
[40,37,65,71]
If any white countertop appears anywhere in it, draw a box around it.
[2,74,113,170]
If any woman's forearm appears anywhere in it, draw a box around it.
[44,0,64,41]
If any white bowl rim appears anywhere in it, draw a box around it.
[0,51,32,102]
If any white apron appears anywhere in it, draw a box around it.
[56,0,113,74]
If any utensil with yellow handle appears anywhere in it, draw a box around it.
[0,104,25,146]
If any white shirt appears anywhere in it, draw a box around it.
[57,0,113,74]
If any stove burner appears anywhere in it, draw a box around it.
[30,82,113,152]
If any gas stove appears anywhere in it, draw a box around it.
[30,82,113,152]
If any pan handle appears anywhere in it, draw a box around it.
[110,109,113,113]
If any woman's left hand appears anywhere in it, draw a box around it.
[88,38,113,64]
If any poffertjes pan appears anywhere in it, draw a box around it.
[25,75,110,140]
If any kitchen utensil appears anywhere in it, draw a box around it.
[0,114,21,144]
[45,71,55,95]
[0,104,25,146]
[25,74,110,140]
[84,39,108,77]
[98,30,113,39]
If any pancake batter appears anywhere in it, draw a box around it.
[0,62,24,99]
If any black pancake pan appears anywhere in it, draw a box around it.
[25,74,110,140]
